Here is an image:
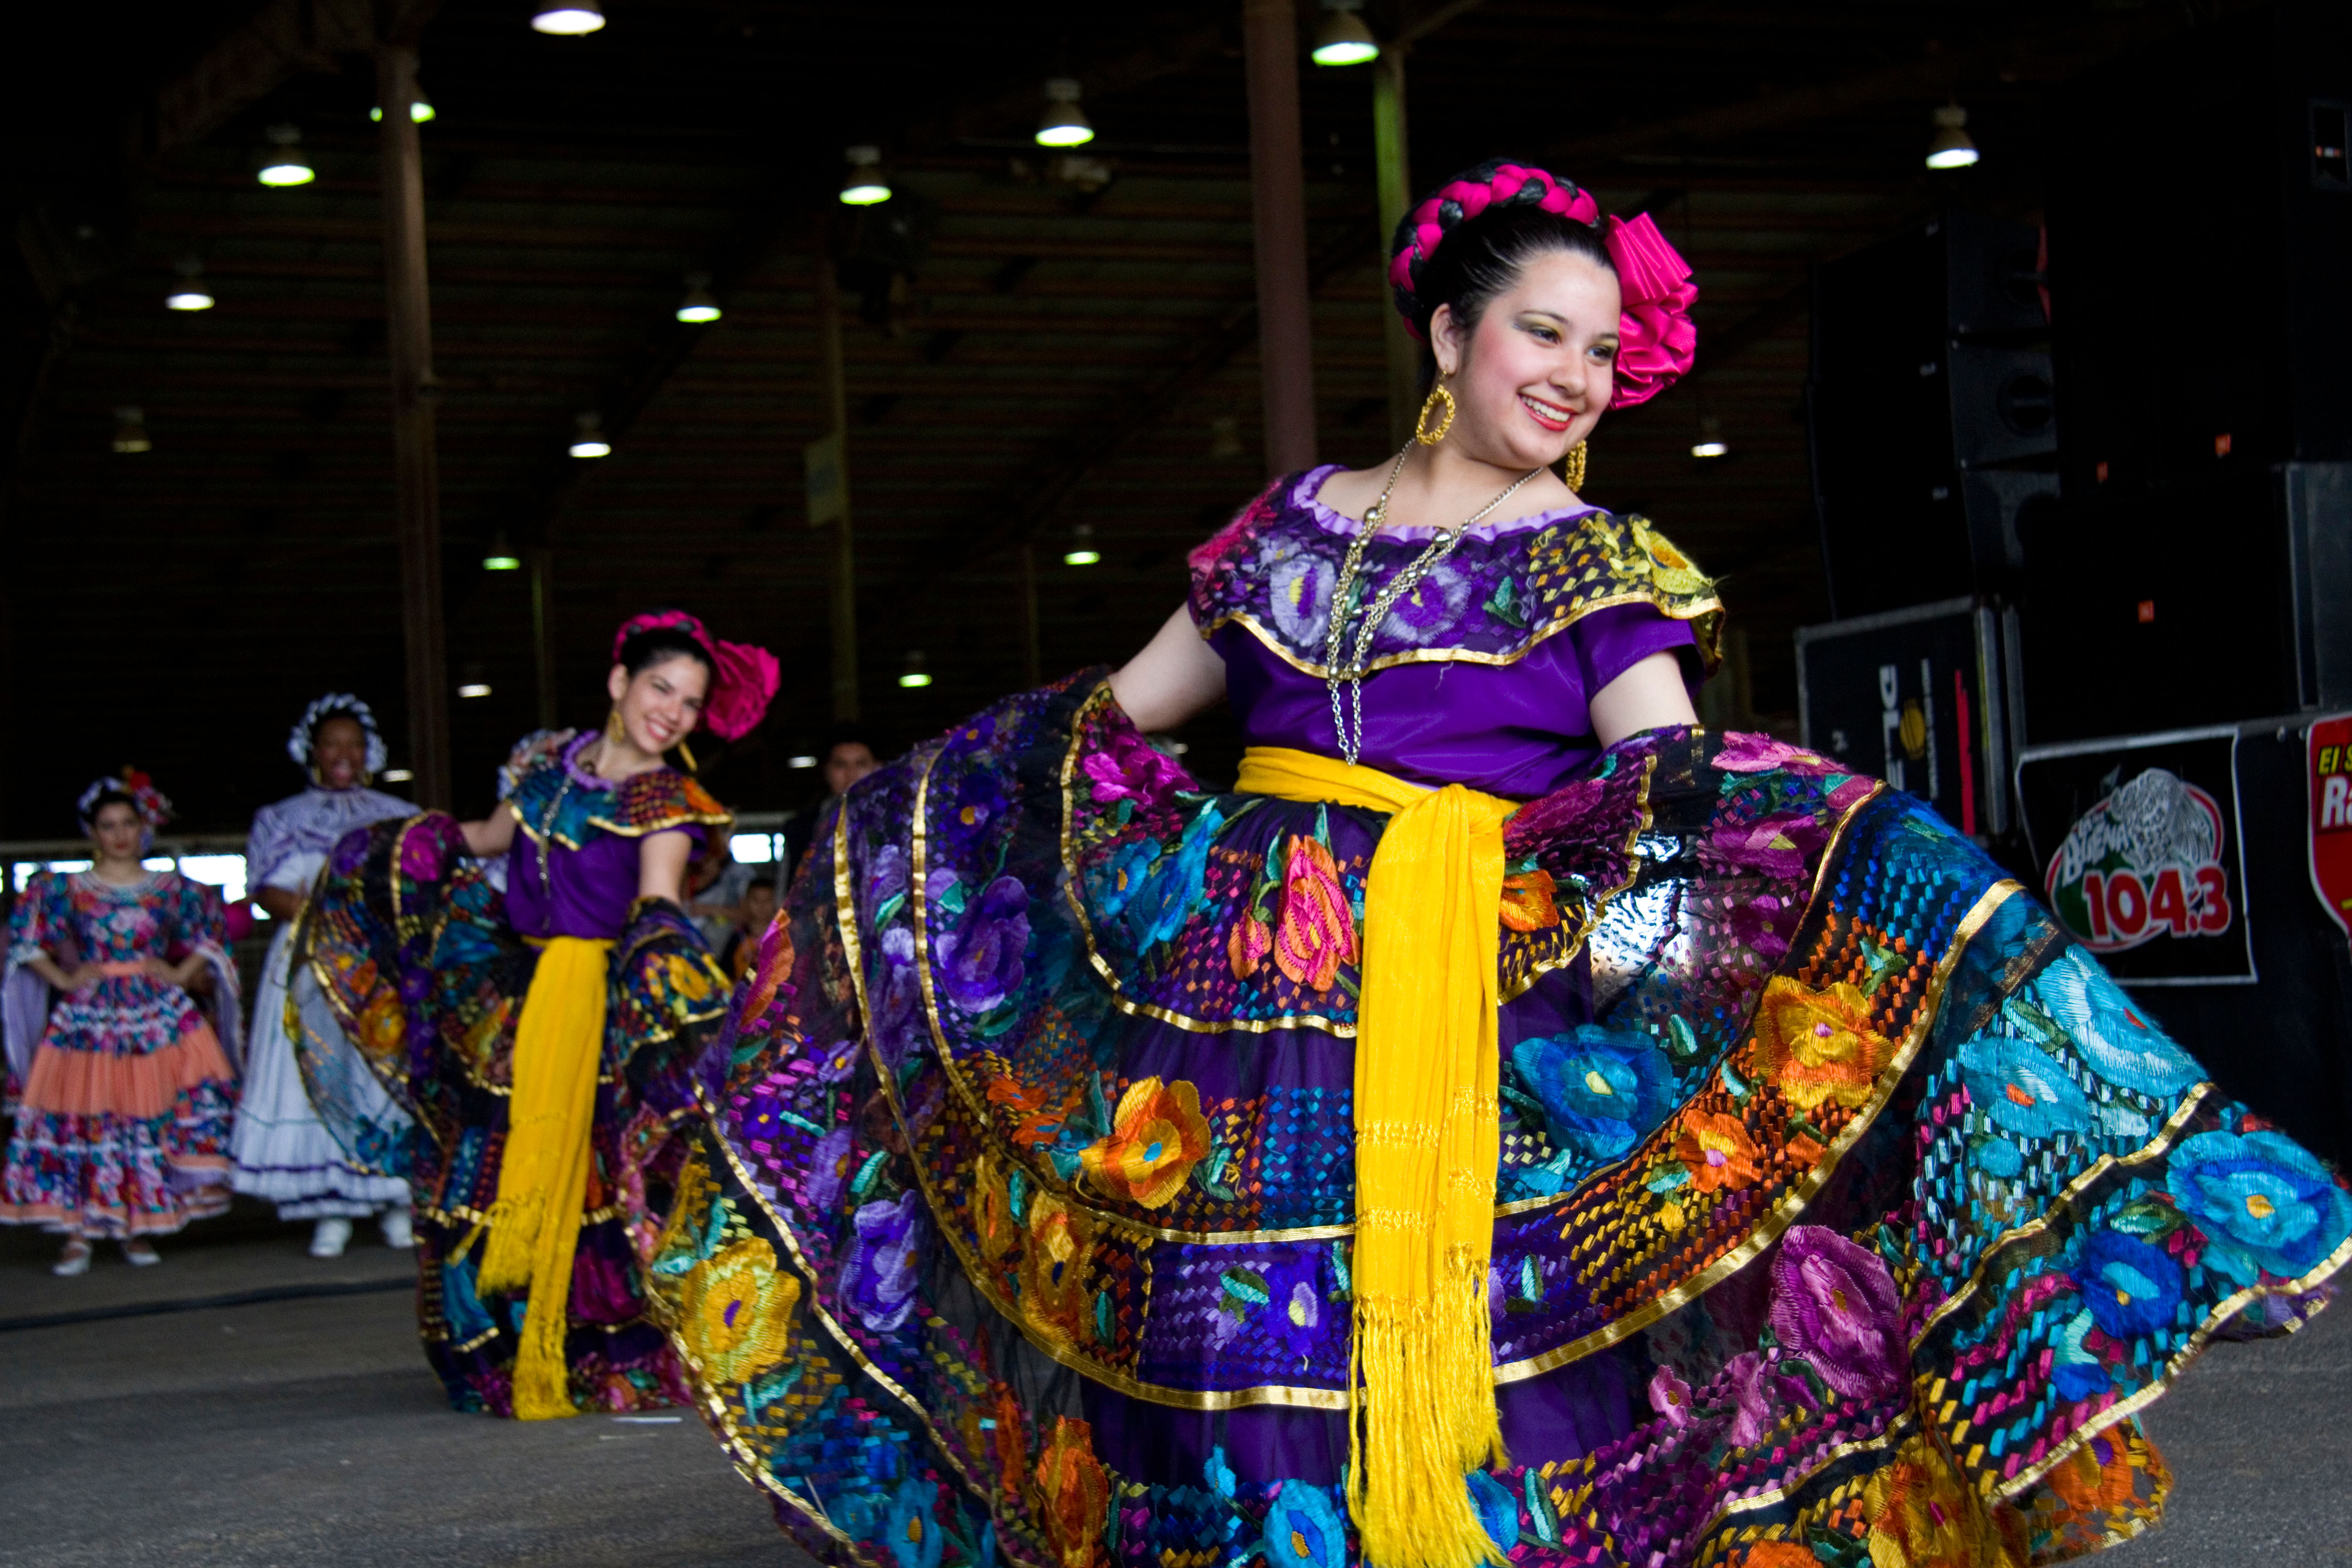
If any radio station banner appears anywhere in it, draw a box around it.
[2014,726,2254,985]
[2312,714,2352,943]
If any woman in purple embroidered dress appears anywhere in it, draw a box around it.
[652,162,2348,1568]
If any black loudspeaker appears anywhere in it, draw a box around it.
[2024,0,2352,744]
[1808,209,2057,619]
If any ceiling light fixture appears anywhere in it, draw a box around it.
[899,650,933,689]
[165,256,214,312]
[787,754,818,769]
[370,83,436,123]
[676,273,722,324]
[255,124,316,188]
[457,682,493,699]
[111,406,151,454]
[840,145,892,206]
[531,0,606,35]
[482,531,522,570]
[1691,416,1729,459]
[569,411,611,458]
[1036,79,1094,149]
[1063,522,1101,567]
[380,767,415,783]
[1925,103,1980,170]
[1311,0,1381,66]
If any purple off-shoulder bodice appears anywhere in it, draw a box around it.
[1191,465,1702,798]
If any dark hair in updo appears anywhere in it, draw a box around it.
[1412,205,1614,392]
[616,612,716,680]
[79,789,138,826]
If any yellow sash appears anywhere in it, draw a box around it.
[1234,746,1515,1568]
[476,933,613,1421]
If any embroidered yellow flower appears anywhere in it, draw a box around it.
[1019,1192,1096,1343]
[1756,976,1894,1112]
[676,1235,798,1384]
[1081,1077,1211,1209]
[1629,518,1711,598]
[1864,1435,2007,1568]
[356,990,406,1060]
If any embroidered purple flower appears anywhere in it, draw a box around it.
[1504,776,1608,854]
[1378,561,1473,646]
[1728,891,1797,964]
[1768,1225,1906,1401]
[943,769,1009,855]
[933,875,1029,1014]
[871,926,925,1069]
[1714,733,1838,775]
[1647,1363,1693,1427]
[1721,1352,1776,1448]
[331,825,372,877]
[862,843,910,921]
[1083,729,1187,805]
[1257,1251,1324,1366]
[2167,1128,2352,1280]
[802,1126,855,1212]
[2076,1228,2185,1340]
[399,823,447,883]
[732,1079,797,1152]
[840,1190,925,1333]
[1267,551,1336,646]
[1513,1025,1676,1164]
[1705,812,1826,880]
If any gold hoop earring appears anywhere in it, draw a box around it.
[1414,384,1456,446]
[1563,441,1589,493]
[676,737,698,773]
[604,708,626,746]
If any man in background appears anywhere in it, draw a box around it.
[782,725,881,881]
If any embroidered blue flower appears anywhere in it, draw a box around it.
[2076,1229,2185,1339]
[2035,950,2201,1100]
[882,1476,944,1568]
[2167,1129,2352,1280]
[1260,1480,1348,1568]
[1956,1035,2093,1140]
[2050,1308,2112,1402]
[1090,839,1162,921]
[1466,1470,1520,1553]
[1258,1251,1325,1366]
[1124,802,1225,949]
[1513,1025,1676,1164]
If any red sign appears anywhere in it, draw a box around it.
[2312,715,2352,942]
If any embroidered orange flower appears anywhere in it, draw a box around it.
[1735,1545,1822,1568]
[356,990,406,1059]
[1756,976,1894,1112]
[1229,913,1273,979]
[1019,1191,1096,1343]
[972,1150,1020,1267]
[987,1382,1028,1492]
[1034,1416,1111,1568]
[1273,836,1355,993]
[1673,1109,1763,1193]
[1499,867,1562,932]
[1081,1077,1211,1209]
[1864,1436,1996,1568]
[2042,1423,2148,1516]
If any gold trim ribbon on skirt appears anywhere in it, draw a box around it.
[1234,746,1516,1568]
[476,933,613,1421]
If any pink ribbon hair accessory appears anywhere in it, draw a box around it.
[1602,211,1699,409]
[611,610,781,740]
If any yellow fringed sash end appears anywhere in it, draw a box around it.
[1235,747,1516,1568]
[476,933,613,1421]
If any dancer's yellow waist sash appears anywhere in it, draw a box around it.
[477,933,613,1421]
[1233,747,1514,1568]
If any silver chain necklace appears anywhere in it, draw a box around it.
[1322,445,1542,764]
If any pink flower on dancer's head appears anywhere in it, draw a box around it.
[1082,728,1189,805]
[1603,213,1698,408]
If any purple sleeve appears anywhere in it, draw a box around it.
[1568,603,1700,700]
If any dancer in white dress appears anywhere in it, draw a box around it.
[227,696,415,1257]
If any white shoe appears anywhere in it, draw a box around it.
[122,1240,161,1267]
[379,1207,414,1250]
[52,1239,92,1277]
[309,1218,353,1258]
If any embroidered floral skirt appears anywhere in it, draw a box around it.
[289,813,729,1416]
[0,978,236,1239]
[652,672,2351,1568]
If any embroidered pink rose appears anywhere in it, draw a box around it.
[1272,837,1355,993]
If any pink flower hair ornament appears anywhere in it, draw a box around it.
[1387,158,1698,409]
[610,610,781,741]
[76,769,174,832]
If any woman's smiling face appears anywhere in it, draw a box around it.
[1431,248,1619,475]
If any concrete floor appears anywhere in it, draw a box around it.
[0,1200,2343,1565]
